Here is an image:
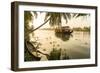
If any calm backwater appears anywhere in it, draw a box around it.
[30,30,90,60]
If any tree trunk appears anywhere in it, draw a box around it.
[30,17,50,33]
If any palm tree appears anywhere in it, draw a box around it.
[24,11,88,43]
[30,12,88,32]
[44,12,71,27]
[32,12,71,31]
[24,12,89,45]
[24,11,37,41]
[24,11,38,61]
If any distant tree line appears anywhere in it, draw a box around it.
[73,26,90,31]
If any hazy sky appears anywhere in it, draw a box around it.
[31,12,90,29]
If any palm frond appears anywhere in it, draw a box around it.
[66,13,71,19]
[74,13,88,18]
[31,11,38,18]
[62,13,71,23]
[24,11,33,22]
[45,12,70,27]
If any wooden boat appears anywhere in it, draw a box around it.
[55,26,73,34]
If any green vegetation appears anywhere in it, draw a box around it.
[24,41,40,61]
[24,47,34,61]
[24,11,37,61]
[83,27,90,31]
[49,48,70,60]
[73,26,90,31]
[49,48,61,60]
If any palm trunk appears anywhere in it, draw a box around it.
[37,50,49,57]
[30,17,50,33]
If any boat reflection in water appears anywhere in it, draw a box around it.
[55,26,73,41]
[55,31,73,41]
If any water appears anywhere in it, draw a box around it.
[30,30,90,60]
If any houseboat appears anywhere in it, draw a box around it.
[55,26,73,34]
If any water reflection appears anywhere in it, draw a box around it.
[55,32,72,41]
[25,30,90,61]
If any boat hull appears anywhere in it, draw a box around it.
[55,29,73,34]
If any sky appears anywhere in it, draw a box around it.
[30,12,90,29]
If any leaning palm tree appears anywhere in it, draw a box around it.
[30,12,88,32]
[32,12,71,31]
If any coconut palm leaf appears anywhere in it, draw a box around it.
[24,11,37,40]
[73,13,89,18]
[76,14,88,17]
[24,11,37,25]
[45,12,71,27]
[65,13,71,19]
